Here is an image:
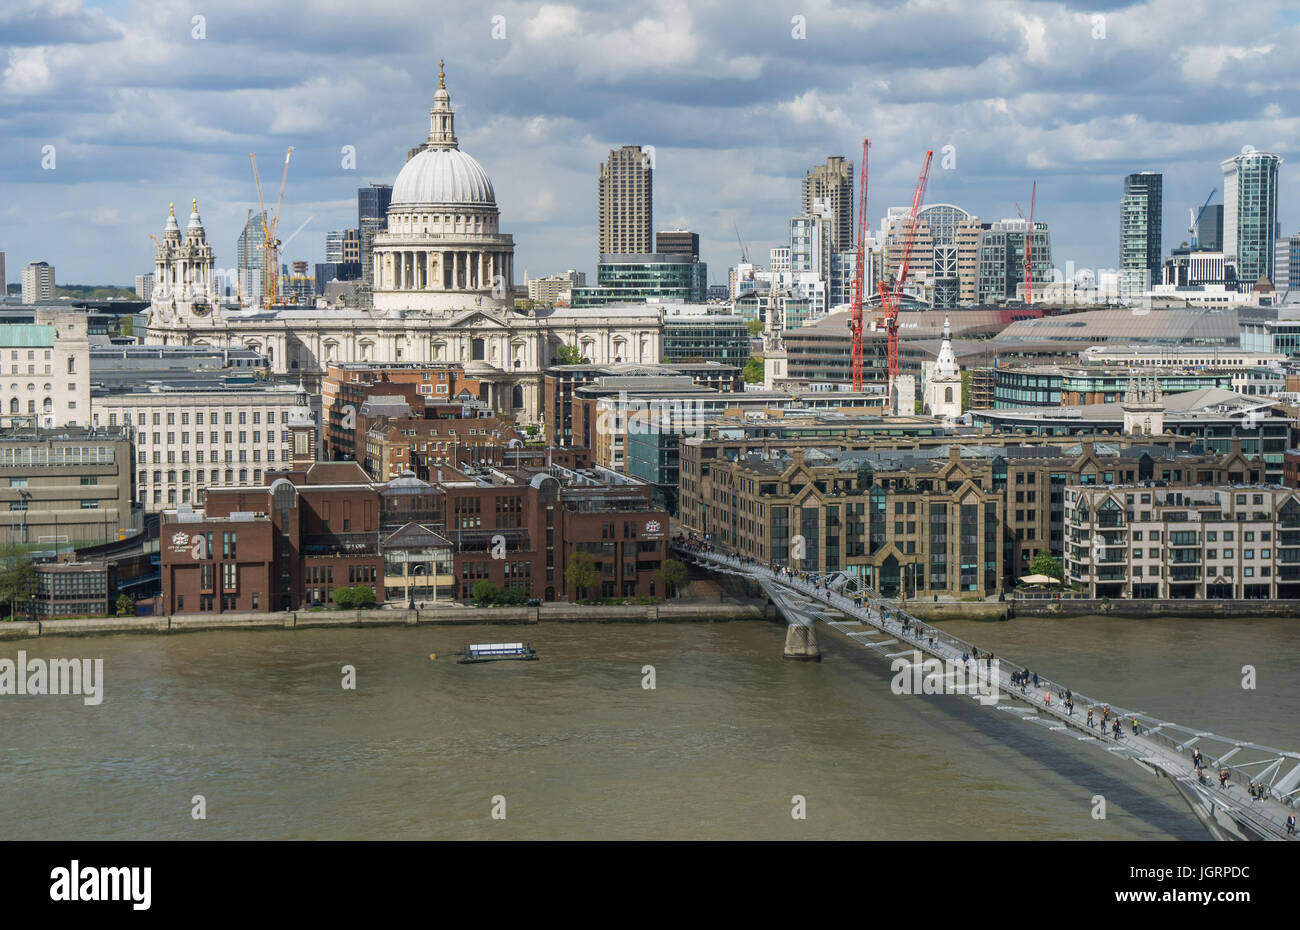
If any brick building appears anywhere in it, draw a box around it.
[161,462,386,613]
[322,362,487,459]
[680,435,1256,596]
[161,460,669,611]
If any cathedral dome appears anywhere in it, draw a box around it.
[391,147,495,207]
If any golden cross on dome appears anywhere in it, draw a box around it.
[192,198,198,212]
[169,202,175,217]
[438,59,445,89]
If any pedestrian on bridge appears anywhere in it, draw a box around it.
[1192,748,1203,771]
[1131,716,1139,736]
[1032,671,1039,687]
[1086,708,1094,728]
[1287,814,1295,835]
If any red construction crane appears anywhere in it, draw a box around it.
[1016,180,1037,304]
[876,149,934,395]
[849,138,870,391]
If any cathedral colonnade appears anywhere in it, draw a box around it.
[377,249,511,291]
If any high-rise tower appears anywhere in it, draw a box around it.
[1120,172,1163,300]
[1221,151,1282,284]
[802,156,854,254]
[598,145,653,258]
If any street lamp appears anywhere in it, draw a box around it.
[408,563,427,610]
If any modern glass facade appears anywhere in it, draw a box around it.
[1120,172,1162,299]
[662,314,749,365]
[976,221,1053,303]
[572,254,707,306]
[1222,152,1281,284]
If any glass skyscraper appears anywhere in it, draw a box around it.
[1119,172,1162,300]
[1221,151,1282,285]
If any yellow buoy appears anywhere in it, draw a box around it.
[428,653,438,660]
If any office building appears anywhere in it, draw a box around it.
[93,381,316,512]
[20,262,55,304]
[527,270,586,306]
[571,254,707,306]
[134,273,154,301]
[236,213,267,305]
[358,183,393,286]
[0,308,90,428]
[0,424,135,548]
[314,261,362,295]
[1221,151,1282,284]
[802,156,854,253]
[325,230,347,263]
[977,220,1053,303]
[598,145,653,258]
[1120,172,1163,300]
[655,230,699,260]
[1275,234,1300,290]
[661,305,750,365]
[1198,204,1224,251]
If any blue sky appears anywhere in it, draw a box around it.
[1,0,1298,287]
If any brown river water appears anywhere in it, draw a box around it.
[1,613,1295,840]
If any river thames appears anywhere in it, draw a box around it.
[1,614,1295,840]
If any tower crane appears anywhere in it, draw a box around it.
[733,221,750,264]
[1016,180,1037,304]
[849,138,870,391]
[876,150,933,397]
[249,146,294,310]
[1188,188,1216,248]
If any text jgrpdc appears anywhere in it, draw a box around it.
[890,653,1000,706]
[0,651,103,706]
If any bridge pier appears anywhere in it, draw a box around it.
[783,623,821,661]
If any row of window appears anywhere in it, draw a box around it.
[112,410,284,427]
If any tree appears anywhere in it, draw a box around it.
[745,318,764,337]
[1029,549,1062,581]
[116,594,134,617]
[473,580,501,605]
[743,356,764,384]
[556,344,584,365]
[332,585,376,610]
[0,545,35,620]
[961,369,972,410]
[565,550,599,601]
[654,559,687,598]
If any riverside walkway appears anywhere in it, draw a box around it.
[677,541,1300,841]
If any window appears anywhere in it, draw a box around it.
[80,500,99,509]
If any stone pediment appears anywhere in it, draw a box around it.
[446,309,511,329]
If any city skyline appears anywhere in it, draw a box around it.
[1,1,1298,287]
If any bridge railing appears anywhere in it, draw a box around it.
[675,539,1300,824]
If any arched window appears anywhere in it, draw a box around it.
[512,385,524,410]
[8,398,17,414]
[42,397,52,413]
[945,387,953,404]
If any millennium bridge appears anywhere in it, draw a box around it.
[676,541,1300,842]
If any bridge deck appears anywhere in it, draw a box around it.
[679,542,1299,841]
